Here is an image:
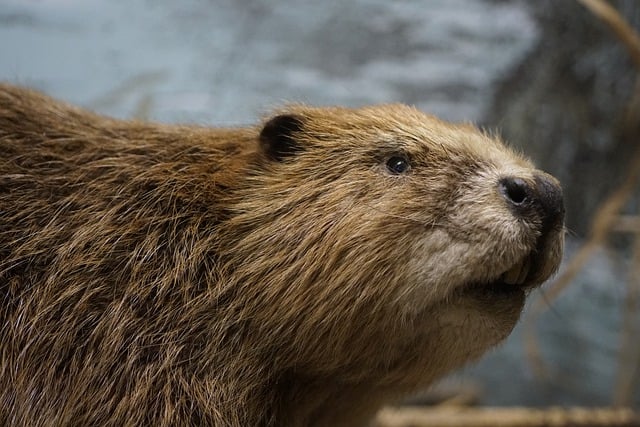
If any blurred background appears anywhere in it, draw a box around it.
[1,0,639,410]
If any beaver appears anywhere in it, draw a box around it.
[0,83,564,426]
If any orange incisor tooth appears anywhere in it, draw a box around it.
[502,259,525,285]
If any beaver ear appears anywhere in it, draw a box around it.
[259,114,304,161]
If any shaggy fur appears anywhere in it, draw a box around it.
[0,84,564,426]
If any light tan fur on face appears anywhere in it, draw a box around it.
[0,85,563,427]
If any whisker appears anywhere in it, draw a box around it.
[563,226,578,238]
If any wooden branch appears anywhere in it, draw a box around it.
[614,233,640,405]
[375,406,640,427]
[577,0,640,69]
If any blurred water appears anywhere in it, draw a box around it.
[1,0,634,408]
[0,0,535,124]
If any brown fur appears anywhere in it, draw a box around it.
[0,84,564,426]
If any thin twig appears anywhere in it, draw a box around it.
[577,0,640,68]
[614,229,640,405]
[375,406,640,427]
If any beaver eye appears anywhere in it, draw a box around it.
[386,155,411,175]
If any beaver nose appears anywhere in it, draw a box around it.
[499,174,564,232]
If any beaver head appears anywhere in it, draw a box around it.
[220,104,564,420]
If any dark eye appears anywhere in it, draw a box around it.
[386,155,411,175]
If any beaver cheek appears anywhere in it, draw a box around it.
[402,230,476,308]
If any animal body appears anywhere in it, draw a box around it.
[0,84,564,426]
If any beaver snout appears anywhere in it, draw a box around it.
[499,174,565,232]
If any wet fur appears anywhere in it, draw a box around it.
[0,84,562,426]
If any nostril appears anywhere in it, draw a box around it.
[499,177,529,206]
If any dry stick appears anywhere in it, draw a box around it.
[525,0,640,379]
[614,225,640,406]
[577,0,640,68]
[376,406,640,427]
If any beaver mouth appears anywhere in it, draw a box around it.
[460,253,537,299]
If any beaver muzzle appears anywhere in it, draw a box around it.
[492,172,565,294]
